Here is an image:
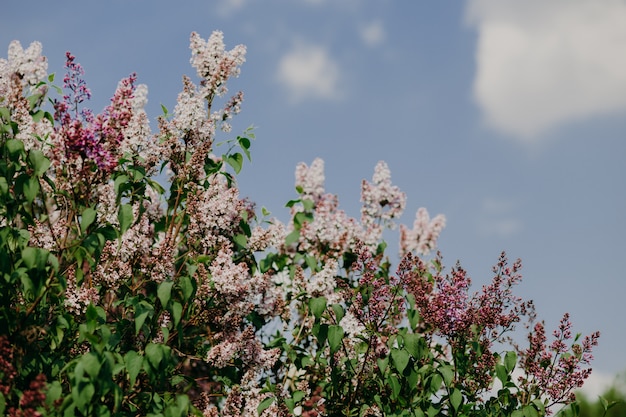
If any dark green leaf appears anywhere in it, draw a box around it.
[81,207,97,233]
[391,348,410,373]
[158,281,174,308]
[403,332,421,359]
[328,325,344,353]
[450,388,462,410]
[134,300,154,335]
[309,296,327,319]
[118,204,134,234]
[171,302,183,326]
[28,149,50,177]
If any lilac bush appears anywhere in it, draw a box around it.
[0,32,599,417]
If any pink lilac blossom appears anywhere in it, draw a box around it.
[209,246,251,297]
[518,314,600,410]
[52,52,137,173]
[144,235,176,283]
[351,243,405,332]
[399,207,446,256]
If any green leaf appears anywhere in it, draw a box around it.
[28,149,50,177]
[504,350,517,373]
[225,152,243,174]
[377,357,389,374]
[80,352,102,379]
[6,139,24,157]
[391,348,410,373]
[23,176,40,203]
[171,302,183,326]
[145,343,163,370]
[309,296,327,319]
[81,207,97,233]
[21,246,49,270]
[72,382,95,411]
[328,325,344,353]
[134,300,154,335]
[523,404,539,417]
[439,365,454,386]
[429,373,443,393]
[233,233,247,248]
[257,397,274,415]
[495,364,508,384]
[238,137,251,160]
[158,281,174,308]
[285,230,300,246]
[179,276,194,301]
[403,332,422,359]
[125,351,143,387]
[331,304,344,322]
[389,375,401,399]
[0,177,8,196]
[118,203,134,234]
[450,388,462,411]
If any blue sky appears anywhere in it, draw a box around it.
[3,0,625,396]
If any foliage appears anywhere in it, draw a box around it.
[575,377,626,417]
[0,33,600,417]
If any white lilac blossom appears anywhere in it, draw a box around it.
[248,219,287,252]
[360,160,406,247]
[0,40,47,97]
[187,175,245,252]
[120,83,160,173]
[400,207,446,256]
[295,157,326,203]
[172,75,214,147]
[189,30,246,99]
[306,258,340,303]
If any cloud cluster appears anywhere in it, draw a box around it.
[477,197,522,238]
[466,0,626,141]
[276,42,342,103]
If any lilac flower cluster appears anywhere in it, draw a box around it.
[400,207,446,256]
[360,161,406,246]
[52,52,136,173]
[352,243,405,333]
[189,30,246,100]
[518,313,600,409]
[0,41,52,150]
[400,252,535,391]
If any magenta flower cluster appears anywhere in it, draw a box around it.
[53,52,136,173]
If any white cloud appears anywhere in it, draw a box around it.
[466,0,626,141]
[360,20,386,47]
[216,0,246,17]
[577,370,624,400]
[276,42,342,102]
[477,197,522,237]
